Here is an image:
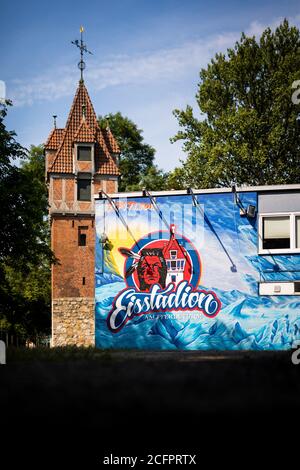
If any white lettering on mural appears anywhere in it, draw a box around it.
[292,79,300,105]
[108,281,221,332]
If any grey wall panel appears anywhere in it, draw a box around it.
[259,192,300,213]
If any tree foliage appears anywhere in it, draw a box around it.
[171,20,300,188]
[0,103,52,337]
[137,165,168,191]
[99,112,161,191]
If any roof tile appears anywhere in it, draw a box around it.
[103,126,120,154]
[73,119,96,143]
[45,128,64,150]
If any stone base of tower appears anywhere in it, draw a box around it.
[52,298,95,347]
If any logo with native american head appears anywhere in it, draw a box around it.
[107,225,221,333]
[119,224,200,291]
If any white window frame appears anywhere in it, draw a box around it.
[74,143,95,174]
[76,143,93,161]
[258,212,300,254]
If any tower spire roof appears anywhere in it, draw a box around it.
[46,80,120,175]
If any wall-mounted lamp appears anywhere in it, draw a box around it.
[186,188,198,207]
[239,204,256,218]
[99,232,108,244]
[246,204,256,218]
[232,185,256,218]
[231,183,239,206]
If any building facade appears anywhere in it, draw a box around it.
[95,185,300,350]
[45,80,120,346]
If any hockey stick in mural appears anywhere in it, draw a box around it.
[187,188,237,273]
[98,190,152,274]
[142,189,193,273]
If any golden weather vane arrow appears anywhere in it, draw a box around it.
[71,26,93,81]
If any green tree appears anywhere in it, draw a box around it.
[171,19,300,188]
[99,112,159,191]
[138,165,169,191]
[164,167,186,190]
[0,103,52,338]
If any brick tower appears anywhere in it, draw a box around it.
[45,80,120,346]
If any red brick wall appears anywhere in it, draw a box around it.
[46,151,56,171]
[50,176,118,300]
[106,180,117,193]
[93,179,118,194]
[77,161,93,173]
[65,179,74,203]
[51,216,95,298]
[93,180,103,194]
[53,178,62,201]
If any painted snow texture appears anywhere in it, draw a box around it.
[95,192,300,350]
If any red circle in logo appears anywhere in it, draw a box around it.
[120,228,201,293]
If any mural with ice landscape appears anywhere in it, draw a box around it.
[95,192,300,350]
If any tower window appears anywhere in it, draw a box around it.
[79,233,86,246]
[77,176,91,201]
[78,226,88,246]
[82,277,86,285]
[77,146,91,161]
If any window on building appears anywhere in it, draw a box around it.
[82,277,86,285]
[259,213,300,253]
[77,146,91,161]
[78,226,88,246]
[297,216,300,248]
[77,175,91,201]
[295,281,300,294]
[262,216,290,249]
[79,233,86,246]
[170,250,177,259]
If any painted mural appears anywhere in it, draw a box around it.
[95,192,300,350]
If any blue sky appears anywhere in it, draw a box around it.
[2,0,300,171]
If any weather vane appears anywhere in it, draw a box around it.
[71,26,93,81]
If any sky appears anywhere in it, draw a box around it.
[1,0,300,171]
